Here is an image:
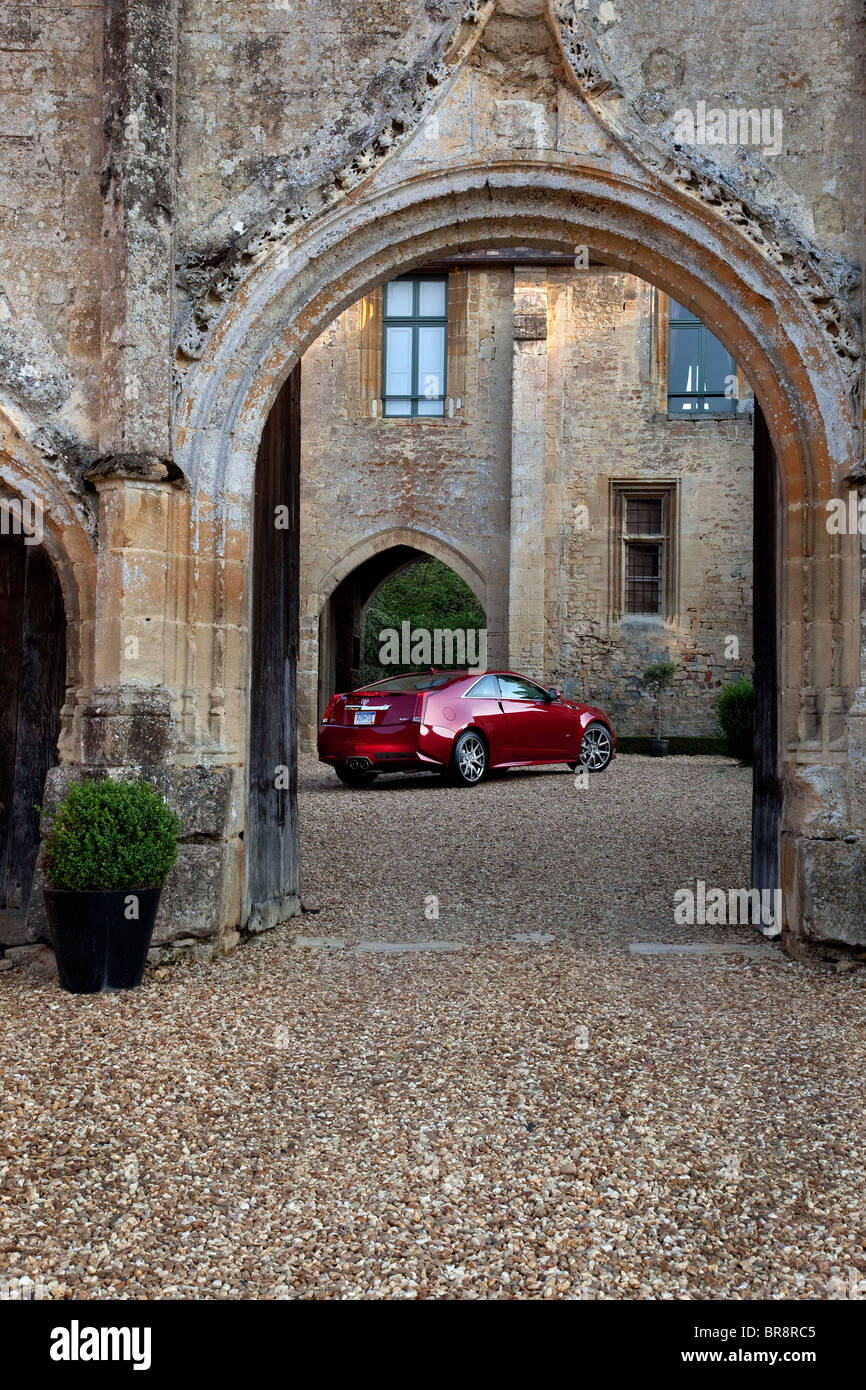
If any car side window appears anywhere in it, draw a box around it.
[466,674,500,697]
[498,676,546,701]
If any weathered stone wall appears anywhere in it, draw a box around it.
[1,1,861,448]
[544,269,753,736]
[586,0,863,270]
[297,265,754,741]
[0,0,103,447]
[175,0,469,250]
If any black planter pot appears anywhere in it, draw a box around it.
[44,887,162,994]
[649,738,669,757]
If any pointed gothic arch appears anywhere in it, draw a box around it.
[306,530,491,742]
[173,158,860,946]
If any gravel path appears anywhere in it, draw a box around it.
[299,753,758,946]
[1,755,864,1300]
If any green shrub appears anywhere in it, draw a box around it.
[44,777,181,892]
[716,678,754,763]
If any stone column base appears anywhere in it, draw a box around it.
[782,831,866,957]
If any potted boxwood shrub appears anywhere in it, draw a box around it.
[642,660,677,756]
[43,776,181,994]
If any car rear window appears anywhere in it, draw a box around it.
[369,673,457,692]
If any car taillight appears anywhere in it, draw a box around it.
[322,695,340,724]
[396,693,424,724]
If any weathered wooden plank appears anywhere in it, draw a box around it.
[247,363,301,927]
[0,909,29,947]
[6,544,65,909]
[751,403,782,902]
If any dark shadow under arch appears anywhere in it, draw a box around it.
[318,544,431,722]
[0,527,66,923]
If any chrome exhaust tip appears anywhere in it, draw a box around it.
[347,756,372,772]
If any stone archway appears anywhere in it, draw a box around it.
[315,527,488,614]
[171,164,860,949]
[308,532,492,744]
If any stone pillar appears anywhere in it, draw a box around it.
[34,6,244,962]
[26,457,242,959]
[783,466,866,957]
[100,0,178,462]
[508,269,548,679]
[86,457,180,700]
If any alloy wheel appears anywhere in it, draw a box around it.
[455,732,486,784]
[579,723,612,772]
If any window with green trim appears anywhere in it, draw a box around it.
[667,299,737,416]
[382,276,447,417]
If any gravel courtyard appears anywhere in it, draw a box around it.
[1,755,864,1300]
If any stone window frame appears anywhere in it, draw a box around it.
[352,269,469,420]
[609,479,680,623]
[651,290,749,421]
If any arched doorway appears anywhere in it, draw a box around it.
[308,533,491,740]
[319,545,433,724]
[175,166,858,948]
[321,547,487,705]
[0,521,66,934]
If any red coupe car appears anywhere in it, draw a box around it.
[318,669,615,787]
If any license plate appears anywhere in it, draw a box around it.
[354,711,376,725]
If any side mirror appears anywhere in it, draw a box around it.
[548,687,559,701]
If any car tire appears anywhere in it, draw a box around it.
[334,762,378,788]
[449,729,488,787]
[578,720,613,773]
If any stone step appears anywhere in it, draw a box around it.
[629,941,780,957]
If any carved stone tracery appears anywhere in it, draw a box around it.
[550,1,862,400]
[172,0,862,412]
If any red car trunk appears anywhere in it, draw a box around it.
[323,691,423,729]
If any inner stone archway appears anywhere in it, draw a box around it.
[322,547,428,717]
[305,531,493,746]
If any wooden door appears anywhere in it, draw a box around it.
[0,532,65,910]
[247,365,301,931]
[751,403,782,911]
